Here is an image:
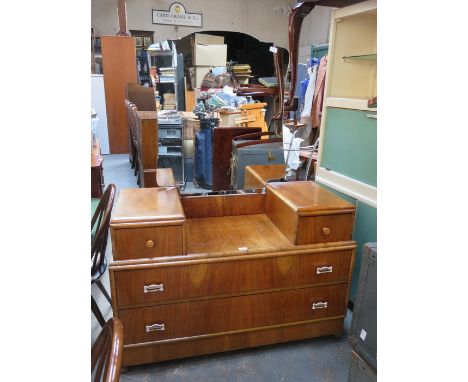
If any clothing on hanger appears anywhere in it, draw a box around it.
[300,65,318,120]
[312,55,328,129]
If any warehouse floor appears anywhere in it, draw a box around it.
[91,154,353,382]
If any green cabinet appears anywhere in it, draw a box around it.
[321,108,377,187]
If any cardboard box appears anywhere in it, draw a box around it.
[194,44,227,66]
[194,33,224,45]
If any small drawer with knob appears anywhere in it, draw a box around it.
[295,213,355,245]
[112,225,184,260]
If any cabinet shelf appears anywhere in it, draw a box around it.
[342,53,376,62]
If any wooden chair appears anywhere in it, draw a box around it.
[125,100,140,180]
[92,183,116,327]
[91,318,124,382]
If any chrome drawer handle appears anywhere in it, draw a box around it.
[316,266,333,274]
[146,323,165,332]
[144,283,164,293]
[312,302,328,310]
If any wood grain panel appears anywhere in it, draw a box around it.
[118,284,347,344]
[114,225,184,260]
[185,214,293,254]
[244,164,286,189]
[265,187,298,244]
[113,249,353,307]
[102,36,137,153]
[136,111,158,185]
[122,317,344,366]
[266,181,356,216]
[296,213,355,245]
[141,168,176,188]
[111,187,185,227]
[181,193,265,218]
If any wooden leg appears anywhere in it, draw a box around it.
[91,296,106,327]
[96,279,112,304]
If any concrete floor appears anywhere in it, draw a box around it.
[92,154,353,381]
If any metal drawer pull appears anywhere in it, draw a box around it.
[322,227,331,235]
[316,266,333,274]
[144,283,164,293]
[312,302,328,310]
[146,240,155,248]
[146,323,165,332]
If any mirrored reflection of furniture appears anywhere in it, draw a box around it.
[91,139,104,198]
[212,126,261,191]
[125,82,156,168]
[91,184,116,327]
[109,181,356,367]
[125,105,176,188]
[147,42,186,111]
[101,36,137,153]
[91,318,124,382]
[158,116,184,186]
[130,30,154,86]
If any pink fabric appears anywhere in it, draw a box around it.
[312,55,328,129]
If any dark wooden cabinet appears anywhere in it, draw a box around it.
[212,127,261,191]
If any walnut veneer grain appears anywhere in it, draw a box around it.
[119,284,347,345]
[109,181,357,366]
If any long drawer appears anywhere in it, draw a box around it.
[112,225,184,260]
[114,249,353,306]
[118,284,348,345]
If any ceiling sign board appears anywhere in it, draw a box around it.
[152,2,202,27]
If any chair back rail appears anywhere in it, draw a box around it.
[91,318,124,382]
[91,184,116,279]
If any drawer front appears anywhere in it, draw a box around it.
[114,250,353,306]
[296,214,354,245]
[119,284,348,344]
[113,225,183,260]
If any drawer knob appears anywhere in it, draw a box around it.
[146,240,155,248]
[322,227,331,235]
[146,323,165,332]
[144,283,164,293]
[312,302,328,310]
[316,266,333,274]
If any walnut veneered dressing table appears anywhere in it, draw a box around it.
[109,181,356,367]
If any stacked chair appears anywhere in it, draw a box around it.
[91,183,116,327]
[91,318,123,382]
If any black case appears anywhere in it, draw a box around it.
[349,242,377,371]
[348,350,377,382]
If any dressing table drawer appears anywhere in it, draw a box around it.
[296,213,355,244]
[113,225,184,260]
[112,249,353,306]
[119,284,348,345]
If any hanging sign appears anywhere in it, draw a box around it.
[152,2,202,27]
